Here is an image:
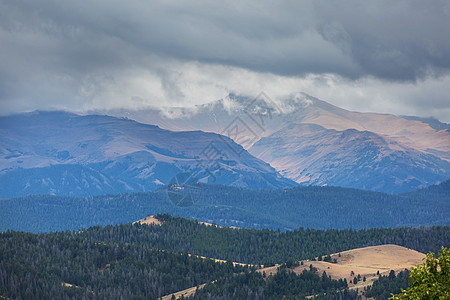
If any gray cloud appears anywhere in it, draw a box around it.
[0,0,449,120]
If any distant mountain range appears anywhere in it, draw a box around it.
[1,93,449,197]
[0,111,294,199]
[100,93,450,193]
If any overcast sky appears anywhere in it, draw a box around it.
[1,0,450,122]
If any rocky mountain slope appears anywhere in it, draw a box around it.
[0,111,294,198]
[101,93,450,193]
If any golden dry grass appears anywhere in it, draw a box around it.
[161,283,209,300]
[187,253,250,267]
[133,215,162,226]
[289,244,424,291]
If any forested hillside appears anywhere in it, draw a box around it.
[0,230,249,299]
[1,215,448,299]
[78,215,450,265]
[364,270,410,300]
[186,266,357,300]
[0,229,356,299]
[1,181,449,233]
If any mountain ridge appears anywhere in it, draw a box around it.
[0,111,294,198]
[95,93,450,193]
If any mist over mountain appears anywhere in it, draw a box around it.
[100,93,450,193]
[0,111,294,199]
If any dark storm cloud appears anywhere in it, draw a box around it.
[0,0,449,116]
[3,0,450,79]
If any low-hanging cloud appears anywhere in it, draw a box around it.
[0,0,449,121]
